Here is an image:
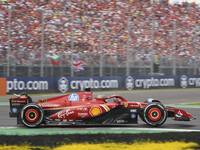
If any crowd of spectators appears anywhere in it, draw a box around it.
[0,0,200,68]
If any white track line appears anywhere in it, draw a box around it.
[0,126,199,132]
[0,127,18,129]
[109,128,200,132]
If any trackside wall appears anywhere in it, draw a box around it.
[0,78,6,95]
[4,75,200,94]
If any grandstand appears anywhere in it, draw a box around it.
[0,0,199,77]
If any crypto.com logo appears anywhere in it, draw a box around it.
[180,75,188,88]
[125,76,134,90]
[58,77,69,93]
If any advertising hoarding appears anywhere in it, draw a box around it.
[5,75,200,94]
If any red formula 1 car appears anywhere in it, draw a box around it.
[9,89,195,128]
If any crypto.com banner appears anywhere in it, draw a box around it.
[5,75,200,94]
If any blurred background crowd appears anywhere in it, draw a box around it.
[0,0,200,68]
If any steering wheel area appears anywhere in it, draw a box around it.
[96,95,126,104]
[103,97,123,104]
[114,99,121,103]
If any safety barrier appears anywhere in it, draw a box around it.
[4,75,200,94]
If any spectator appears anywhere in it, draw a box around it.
[0,0,199,67]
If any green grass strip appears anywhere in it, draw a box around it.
[0,102,9,105]
[180,102,200,105]
[0,128,199,136]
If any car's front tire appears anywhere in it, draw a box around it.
[143,102,167,127]
[21,103,44,128]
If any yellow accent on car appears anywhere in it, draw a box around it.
[103,105,110,111]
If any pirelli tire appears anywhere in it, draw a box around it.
[143,102,167,127]
[21,103,44,128]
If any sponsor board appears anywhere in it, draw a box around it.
[5,75,200,94]
[180,75,188,88]
[58,77,69,93]
[125,76,134,90]
[7,78,49,93]
[125,76,175,89]
[57,77,119,93]
[124,75,200,89]
[6,76,119,94]
[179,75,200,88]
[69,78,118,91]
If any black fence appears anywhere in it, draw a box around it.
[0,65,196,77]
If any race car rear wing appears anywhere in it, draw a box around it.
[9,92,32,117]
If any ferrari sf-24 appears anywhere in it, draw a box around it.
[9,89,195,128]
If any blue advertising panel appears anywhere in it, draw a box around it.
[6,76,124,94]
[6,77,54,94]
[177,75,200,88]
[122,75,176,90]
[55,76,124,93]
[5,75,200,94]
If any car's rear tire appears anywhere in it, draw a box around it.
[21,103,44,128]
[143,102,167,127]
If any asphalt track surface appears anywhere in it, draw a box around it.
[0,89,200,132]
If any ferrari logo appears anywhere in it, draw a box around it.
[124,103,128,107]
[38,99,47,103]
